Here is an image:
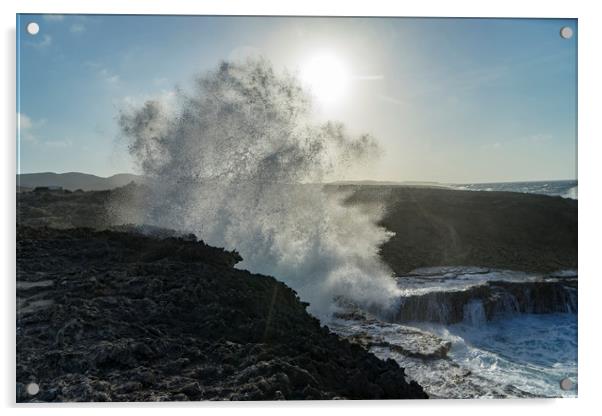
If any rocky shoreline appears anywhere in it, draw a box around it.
[16,226,426,401]
[18,184,578,275]
[16,185,578,401]
[330,265,577,399]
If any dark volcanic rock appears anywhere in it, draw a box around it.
[17,185,577,275]
[342,186,577,274]
[19,184,578,274]
[16,226,427,402]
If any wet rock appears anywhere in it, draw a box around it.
[386,330,451,359]
[331,313,540,399]
[332,319,452,359]
[393,276,577,324]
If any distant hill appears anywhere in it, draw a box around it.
[17,172,143,191]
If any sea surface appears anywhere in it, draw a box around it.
[415,313,577,398]
[331,267,578,398]
[450,180,577,199]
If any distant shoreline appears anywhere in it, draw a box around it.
[17,183,577,274]
[17,171,576,194]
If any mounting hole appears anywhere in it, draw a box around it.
[559,377,574,391]
[560,26,573,39]
[26,22,40,36]
[26,382,40,396]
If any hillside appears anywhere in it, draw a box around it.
[17,172,143,191]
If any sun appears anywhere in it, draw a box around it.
[300,52,350,106]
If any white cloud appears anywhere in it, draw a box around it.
[17,113,65,147]
[18,113,41,143]
[18,113,32,130]
[20,134,37,144]
[27,34,52,49]
[70,23,85,34]
[88,64,120,84]
[104,73,120,84]
[42,15,64,22]
[39,34,52,47]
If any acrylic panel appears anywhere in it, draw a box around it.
[16,14,577,402]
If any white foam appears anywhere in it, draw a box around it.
[563,185,578,199]
[332,312,577,398]
[416,313,577,397]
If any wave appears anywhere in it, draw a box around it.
[562,185,578,199]
[418,313,577,397]
[452,180,578,199]
[115,59,401,318]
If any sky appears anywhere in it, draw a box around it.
[17,15,577,183]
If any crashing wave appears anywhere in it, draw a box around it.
[116,59,400,318]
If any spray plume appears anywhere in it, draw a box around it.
[117,58,400,318]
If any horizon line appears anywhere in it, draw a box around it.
[16,171,578,185]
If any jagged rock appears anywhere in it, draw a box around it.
[16,226,427,402]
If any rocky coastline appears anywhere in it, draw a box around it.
[16,184,578,401]
[16,226,426,401]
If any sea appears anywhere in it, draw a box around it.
[329,180,579,398]
[331,267,578,398]
[420,312,578,398]
[450,179,577,200]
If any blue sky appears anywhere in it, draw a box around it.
[17,15,577,183]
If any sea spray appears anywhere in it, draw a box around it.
[116,59,401,317]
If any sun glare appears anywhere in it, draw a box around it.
[300,52,350,106]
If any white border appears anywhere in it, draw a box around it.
[2,0,588,17]
[2,1,601,415]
